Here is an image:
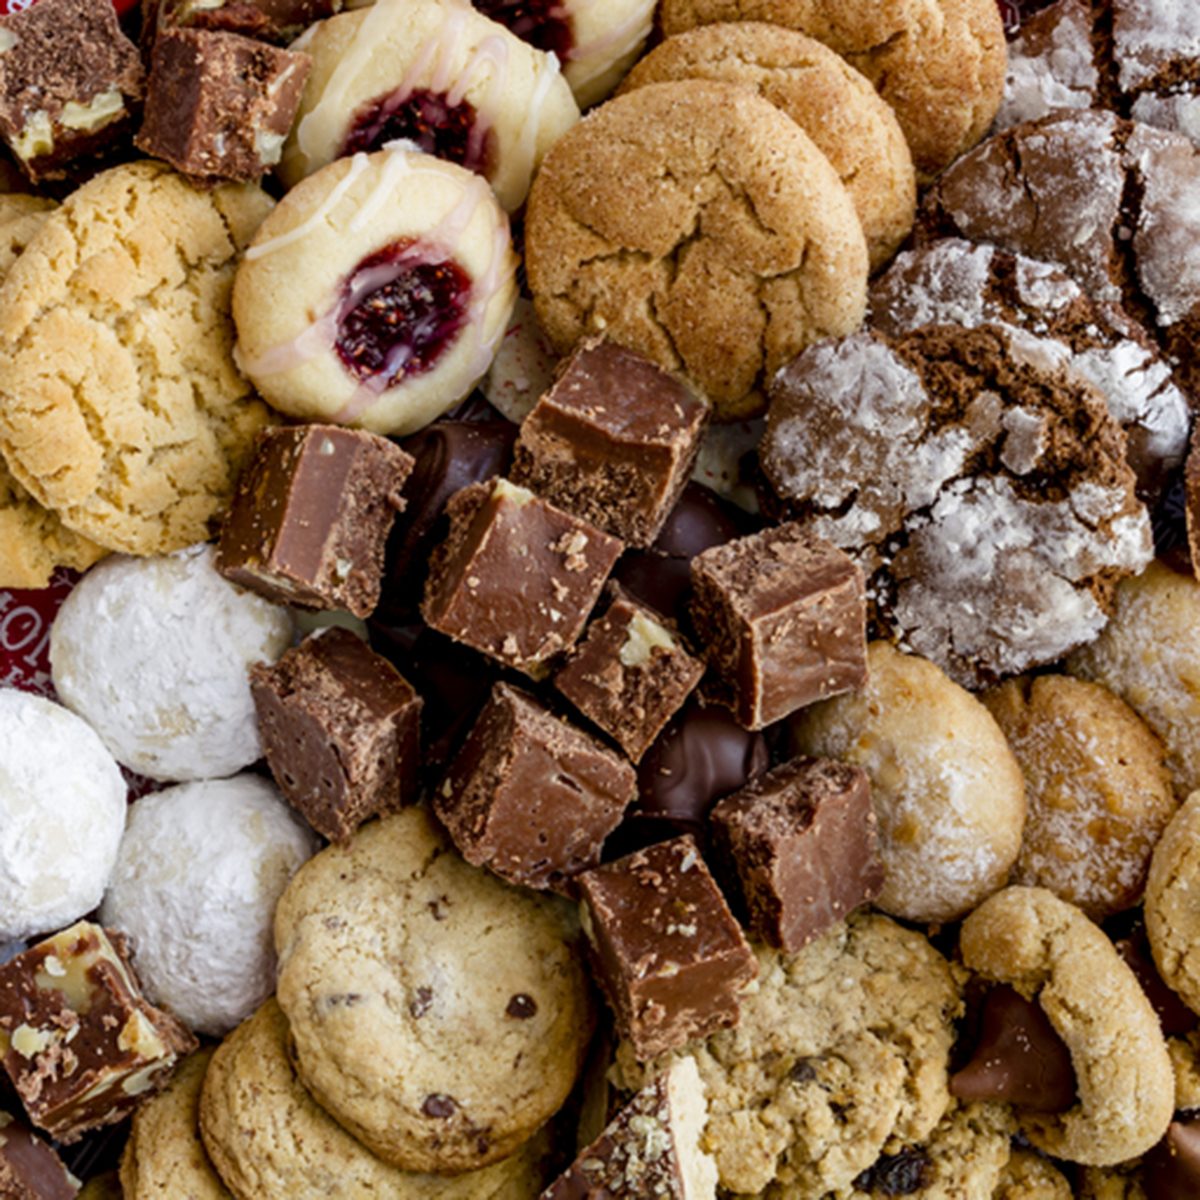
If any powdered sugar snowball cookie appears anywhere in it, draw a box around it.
[100,775,317,1037]
[0,690,126,942]
[760,324,1154,688]
[789,641,1027,926]
[280,0,579,212]
[49,543,295,782]
[234,148,517,437]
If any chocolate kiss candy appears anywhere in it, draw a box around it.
[1144,1119,1200,1200]
[1114,927,1198,1037]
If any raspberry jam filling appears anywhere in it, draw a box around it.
[335,241,472,388]
[470,0,573,64]
[342,88,495,176]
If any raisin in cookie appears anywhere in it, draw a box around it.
[656,0,1006,180]
[616,23,915,270]
[525,79,867,421]
[1145,793,1200,1018]
[791,641,1026,926]
[273,805,593,1174]
[761,324,1153,687]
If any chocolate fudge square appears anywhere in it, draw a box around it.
[251,627,422,843]
[511,339,708,548]
[422,477,624,677]
[136,28,310,181]
[710,757,884,954]
[554,587,703,762]
[577,836,757,1060]
[0,923,196,1143]
[150,0,342,43]
[690,523,868,730]
[217,424,414,617]
[436,681,636,891]
[0,1113,79,1199]
[0,0,144,182]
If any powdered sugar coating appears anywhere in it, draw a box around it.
[50,543,295,781]
[1113,0,1200,92]
[100,774,318,1035]
[0,690,126,941]
[996,0,1096,129]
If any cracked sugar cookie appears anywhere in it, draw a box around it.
[0,160,275,556]
[760,324,1154,688]
[525,79,868,420]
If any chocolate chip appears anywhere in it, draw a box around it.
[506,994,537,1019]
[852,1147,931,1195]
[410,986,433,1019]
[421,1094,458,1119]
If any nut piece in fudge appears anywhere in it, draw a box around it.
[541,1056,717,1200]
[216,424,414,617]
[577,836,757,1060]
[0,1112,80,1199]
[422,477,624,677]
[436,681,636,891]
[0,923,197,1143]
[251,627,422,843]
[511,339,708,548]
[136,28,310,181]
[151,0,342,43]
[689,523,867,730]
[709,757,883,954]
[0,0,144,182]
[554,587,704,763]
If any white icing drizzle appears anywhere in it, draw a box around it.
[509,51,563,198]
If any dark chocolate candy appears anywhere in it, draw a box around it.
[710,757,883,953]
[435,681,636,891]
[136,28,310,181]
[0,1113,78,1199]
[690,523,868,730]
[511,339,708,548]
[217,424,414,618]
[577,835,758,1060]
[1144,1118,1200,1200]
[949,984,1077,1113]
[1114,925,1198,1037]
[251,627,422,843]
[422,477,623,678]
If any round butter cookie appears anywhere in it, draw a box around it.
[617,23,915,270]
[274,805,593,1174]
[282,0,579,212]
[525,79,868,420]
[656,0,1006,180]
[0,161,275,556]
[1145,793,1200,1017]
[0,193,55,277]
[235,147,517,436]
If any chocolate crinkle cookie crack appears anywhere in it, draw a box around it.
[759,323,1153,689]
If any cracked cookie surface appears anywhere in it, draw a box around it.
[524,78,867,420]
[0,160,275,555]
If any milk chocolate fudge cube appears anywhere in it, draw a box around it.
[710,757,883,954]
[422,478,624,677]
[512,340,707,548]
[151,0,341,43]
[690,523,867,730]
[436,681,636,891]
[554,588,703,762]
[0,1113,79,1199]
[136,29,310,181]
[0,0,144,182]
[217,424,414,617]
[251,628,422,843]
[577,836,757,1060]
[0,923,197,1143]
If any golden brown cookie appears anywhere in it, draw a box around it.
[983,675,1177,920]
[0,160,275,555]
[656,0,1007,180]
[524,78,868,420]
[0,194,54,276]
[1145,792,1200,1017]
[616,23,915,270]
[993,1149,1074,1199]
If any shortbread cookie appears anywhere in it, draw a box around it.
[983,675,1177,920]
[657,0,1006,180]
[526,79,867,420]
[1067,561,1200,797]
[200,999,552,1199]
[282,0,579,212]
[617,23,915,270]
[791,641,1026,926]
[119,1050,231,1199]
[0,193,54,276]
[1145,793,1200,1017]
[761,324,1153,687]
[615,913,962,1198]
[235,148,517,436]
[960,886,1174,1166]
[274,805,593,1173]
[0,160,274,555]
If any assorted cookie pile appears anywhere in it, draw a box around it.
[4,0,1200,1197]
